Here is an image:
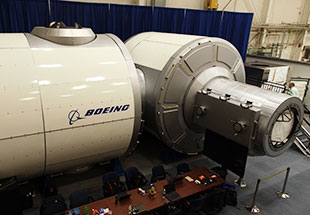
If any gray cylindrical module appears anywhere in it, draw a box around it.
[126,32,303,156]
[203,77,303,156]
[126,32,247,154]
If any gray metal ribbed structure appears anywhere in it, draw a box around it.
[200,77,303,156]
[126,32,303,156]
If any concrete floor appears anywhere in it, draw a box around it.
[23,133,310,215]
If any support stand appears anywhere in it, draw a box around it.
[246,179,260,213]
[246,167,291,213]
[234,177,247,188]
[276,167,290,199]
[245,205,260,214]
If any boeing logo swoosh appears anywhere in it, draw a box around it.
[68,110,84,125]
[68,104,130,126]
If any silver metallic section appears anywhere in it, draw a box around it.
[135,65,161,138]
[25,33,114,48]
[31,26,96,45]
[193,88,261,148]
[127,32,304,157]
[184,67,235,131]
[128,34,244,154]
[197,78,303,156]
[136,68,146,113]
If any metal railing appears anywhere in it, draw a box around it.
[293,104,310,157]
[246,167,291,214]
[294,125,310,157]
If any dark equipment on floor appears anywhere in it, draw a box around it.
[103,171,126,197]
[40,194,67,215]
[124,167,147,190]
[154,202,182,215]
[204,129,248,178]
[0,187,33,214]
[151,165,166,182]
[182,195,207,214]
[40,175,58,198]
[202,188,227,214]
[176,163,190,175]
[69,189,93,208]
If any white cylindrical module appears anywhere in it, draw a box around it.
[125,32,303,157]
[0,28,304,182]
[0,27,142,181]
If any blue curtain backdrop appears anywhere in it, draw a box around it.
[107,4,153,40]
[0,0,253,60]
[183,9,222,37]
[50,1,110,33]
[152,7,185,34]
[0,0,50,32]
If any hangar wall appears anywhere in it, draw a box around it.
[0,0,253,61]
[64,0,134,4]
[63,0,310,61]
